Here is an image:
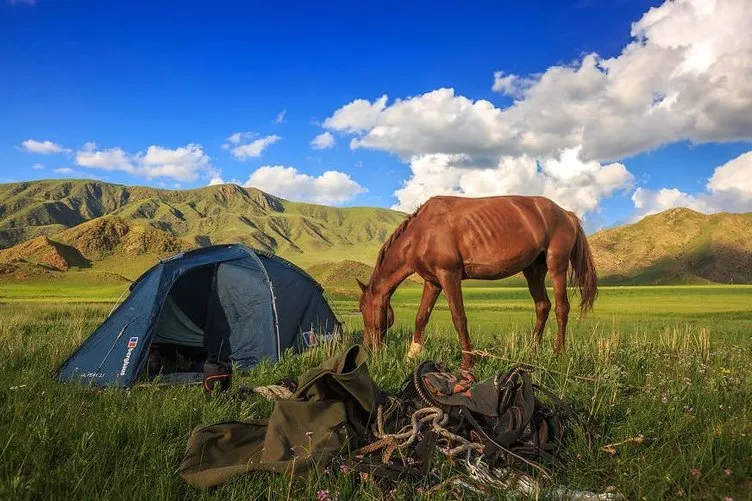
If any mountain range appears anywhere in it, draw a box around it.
[1,180,751,288]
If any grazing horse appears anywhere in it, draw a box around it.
[357,195,598,371]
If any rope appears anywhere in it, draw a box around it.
[354,401,555,484]
[354,406,450,458]
[355,404,488,465]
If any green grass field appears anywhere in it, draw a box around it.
[1,285,751,500]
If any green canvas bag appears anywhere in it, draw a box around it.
[179,345,379,489]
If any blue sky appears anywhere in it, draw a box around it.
[2,0,751,231]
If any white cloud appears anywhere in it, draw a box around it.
[32,163,44,170]
[631,187,712,218]
[393,148,633,215]
[8,0,37,6]
[224,134,280,160]
[706,150,752,203]
[139,144,214,181]
[75,142,217,182]
[76,143,134,172]
[243,166,365,205]
[54,167,75,175]
[310,131,336,150]
[321,0,752,216]
[275,109,287,124]
[631,150,752,219]
[491,0,752,161]
[19,139,70,155]
[491,71,536,98]
[226,132,255,145]
[324,95,389,134]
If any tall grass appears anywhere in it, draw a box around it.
[0,286,751,500]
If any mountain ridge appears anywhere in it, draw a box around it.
[0,179,406,279]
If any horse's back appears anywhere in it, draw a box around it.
[418,194,569,230]
[411,195,571,278]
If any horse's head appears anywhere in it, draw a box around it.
[357,279,394,348]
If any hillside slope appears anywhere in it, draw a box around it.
[591,208,752,284]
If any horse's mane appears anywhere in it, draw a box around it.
[375,205,422,268]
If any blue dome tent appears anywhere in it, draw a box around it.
[55,244,341,387]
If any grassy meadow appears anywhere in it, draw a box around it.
[0,283,751,500]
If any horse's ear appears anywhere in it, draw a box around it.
[356,279,367,293]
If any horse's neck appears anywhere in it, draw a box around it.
[371,248,414,298]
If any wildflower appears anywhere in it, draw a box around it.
[339,463,350,473]
[723,497,733,501]
[690,468,701,479]
[316,489,331,501]
[724,468,733,476]
[306,431,314,437]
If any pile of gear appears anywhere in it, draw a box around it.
[180,345,622,499]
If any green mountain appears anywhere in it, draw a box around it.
[0,179,405,281]
[1,180,751,287]
[591,208,752,284]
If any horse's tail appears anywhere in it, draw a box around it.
[567,212,598,316]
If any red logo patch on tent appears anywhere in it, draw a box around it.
[127,337,138,348]
[302,331,318,347]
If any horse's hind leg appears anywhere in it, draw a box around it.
[546,250,570,356]
[408,280,442,359]
[436,269,475,372]
[523,257,550,347]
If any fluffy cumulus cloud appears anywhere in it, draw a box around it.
[310,131,336,150]
[632,150,752,219]
[32,163,44,170]
[139,144,215,181]
[243,166,365,205]
[75,142,218,182]
[321,0,752,215]
[223,133,280,160]
[18,139,70,154]
[394,148,633,214]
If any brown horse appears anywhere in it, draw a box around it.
[357,195,598,371]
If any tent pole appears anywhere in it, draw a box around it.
[92,317,137,378]
[107,285,130,318]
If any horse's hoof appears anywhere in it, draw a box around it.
[406,342,423,360]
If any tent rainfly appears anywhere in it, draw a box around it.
[55,244,341,387]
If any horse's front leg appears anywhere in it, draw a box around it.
[408,280,442,359]
[436,270,475,372]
